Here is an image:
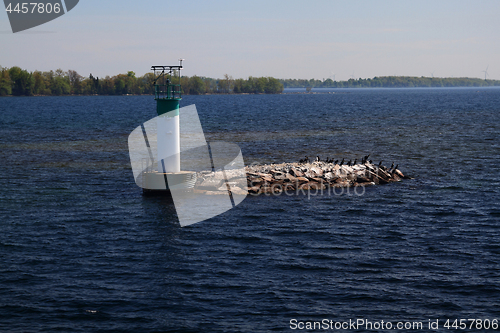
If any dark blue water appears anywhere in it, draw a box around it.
[1,88,500,332]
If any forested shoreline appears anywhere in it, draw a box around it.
[1,66,499,97]
[281,76,500,88]
[0,66,284,96]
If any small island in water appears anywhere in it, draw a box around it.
[195,157,410,196]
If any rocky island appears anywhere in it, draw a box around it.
[195,159,410,196]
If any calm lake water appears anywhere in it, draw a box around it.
[1,88,499,332]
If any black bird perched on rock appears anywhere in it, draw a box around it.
[353,159,357,165]
[363,154,370,164]
[304,156,309,163]
[378,161,383,167]
[339,158,344,166]
[392,164,399,173]
[347,160,352,167]
[369,159,372,164]
[334,159,339,165]
[390,162,394,170]
[316,156,320,162]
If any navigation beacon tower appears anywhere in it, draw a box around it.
[146,59,195,192]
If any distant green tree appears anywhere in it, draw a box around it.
[88,73,100,94]
[32,71,45,95]
[0,67,12,96]
[254,77,266,93]
[49,69,71,95]
[51,78,71,95]
[217,74,233,93]
[9,66,34,96]
[68,69,83,94]
[180,76,190,95]
[124,71,140,94]
[322,78,334,87]
[110,73,137,94]
[233,78,244,93]
[240,77,253,93]
[99,76,114,95]
[189,76,205,95]
[203,77,216,94]
[139,73,155,94]
[265,77,283,93]
[113,76,125,95]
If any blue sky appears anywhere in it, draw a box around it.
[1,0,499,80]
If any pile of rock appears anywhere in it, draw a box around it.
[194,169,248,196]
[194,161,409,196]
[245,162,407,195]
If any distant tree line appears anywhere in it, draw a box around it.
[280,76,500,88]
[0,66,284,96]
[3,66,499,97]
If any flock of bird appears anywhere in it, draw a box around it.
[299,154,398,171]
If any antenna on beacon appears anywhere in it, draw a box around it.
[179,58,184,78]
